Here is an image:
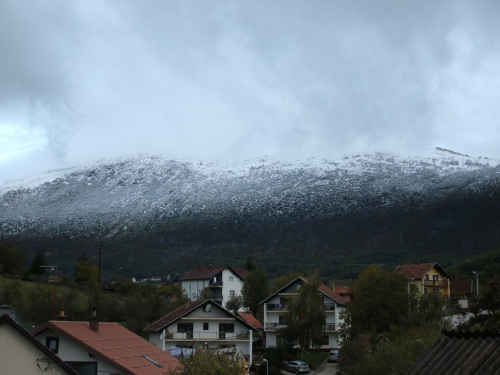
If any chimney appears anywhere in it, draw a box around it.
[88,306,99,332]
[56,311,69,321]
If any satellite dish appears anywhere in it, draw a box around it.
[205,303,212,313]
[160,329,165,340]
[296,284,302,290]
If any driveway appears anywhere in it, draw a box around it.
[281,359,337,375]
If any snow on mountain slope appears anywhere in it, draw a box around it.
[1,148,499,240]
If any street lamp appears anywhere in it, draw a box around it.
[473,271,479,296]
[407,277,414,315]
[262,359,268,375]
[41,266,58,319]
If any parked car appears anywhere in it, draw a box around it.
[284,360,310,374]
[328,349,339,362]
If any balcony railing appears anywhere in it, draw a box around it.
[266,303,287,311]
[325,324,335,331]
[423,280,448,287]
[324,304,336,311]
[209,280,223,287]
[265,322,286,331]
[169,331,250,340]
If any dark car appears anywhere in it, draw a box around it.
[284,360,310,374]
[328,349,339,362]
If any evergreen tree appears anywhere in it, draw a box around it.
[74,250,98,285]
[0,241,25,274]
[245,256,254,272]
[241,268,269,317]
[30,251,47,281]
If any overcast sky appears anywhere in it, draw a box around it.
[1,1,500,183]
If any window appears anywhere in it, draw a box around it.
[230,290,235,296]
[425,274,429,280]
[66,362,97,375]
[177,323,193,333]
[279,315,287,325]
[322,336,330,345]
[229,276,234,282]
[203,323,209,331]
[434,289,440,294]
[219,323,234,332]
[46,337,59,353]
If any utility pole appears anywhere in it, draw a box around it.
[41,266,58,320]
[98,242,102,284]
[473,271,479,296]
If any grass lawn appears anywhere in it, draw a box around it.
[300,352,328,369]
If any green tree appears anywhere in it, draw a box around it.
[0,242,25,274]
[281,271,326,355]
[199,287,213,300]
[225,294,244,314]
[245,256,254,272]
[342,266,410,338]
[459,276,500,330]
[30,251,47,281]
[241,268,269,317]
[168,349,244,375]
[74,250,98,285]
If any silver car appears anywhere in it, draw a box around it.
[328,349,339,362]
[284,360,310,374]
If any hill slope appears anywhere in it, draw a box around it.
[1,148,500,279]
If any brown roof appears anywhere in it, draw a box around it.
[450,279,473,295]
[237,313,263,331]
[179,265,249,281]
[406,330,500,375]
[32,320,180,375]
[144,300,206,332]
[144,299,258,333]
[396,262,449,280]
[0,314,78,375]
[260,277,348,305]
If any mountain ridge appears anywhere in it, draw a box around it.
[1,148,500,279]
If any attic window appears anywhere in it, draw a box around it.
[46,337,59,353]
[142,355,163,368]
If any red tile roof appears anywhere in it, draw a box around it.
[237,313,263,331]
[32,321,180,375]
[178,265,248,281]
[395,262,449,280]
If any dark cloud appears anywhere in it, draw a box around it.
[1,0,500,183]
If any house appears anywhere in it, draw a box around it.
[396,263,451,303]
[144,299,258,363]
[259,277,347,349]
[179,265,249,306]
[450,279,473,309]
[0,313,77,375]
[31,315,181,375]
[406,329,500,374]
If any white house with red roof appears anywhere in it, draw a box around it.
[259,277,347,349]
[32,315,180,375]
[179,265,249,306]
[144,299,258,364]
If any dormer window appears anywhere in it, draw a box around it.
[46,337,59,353]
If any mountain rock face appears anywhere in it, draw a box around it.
[1,148,500,279]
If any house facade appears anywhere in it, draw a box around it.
[145,299,257,364]
[0,314,77,375]
[396,263,451,304]
[32,317,180,375]
[260,277,347,349]
[179,265,249,306]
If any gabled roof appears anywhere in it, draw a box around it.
[406,329,500,375]
[259,277,348,305]
[395,262,450,280]
[237,313,264,331]
[32,320,180,375]
[0,314,78,375]
[144,299,258,333]
[179,265,249,281]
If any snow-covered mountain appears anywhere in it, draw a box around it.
[1,148,500,278]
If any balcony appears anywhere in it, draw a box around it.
[266,303,287,311]
[423,280,448,287]
[209,280,223,287]
[265,323,286,331]
[169,331,250,341]
[324,304,336,311]
[324,324,335,331]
